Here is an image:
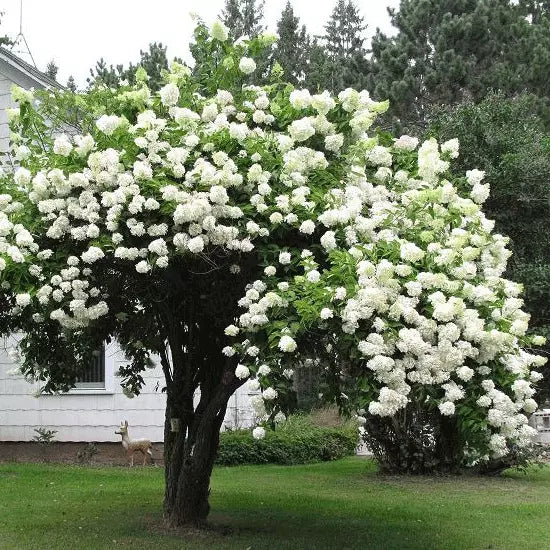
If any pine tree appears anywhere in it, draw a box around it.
[221,0,265,39]
[45,60,58,81]
[87,42,171,91]
[521,0,550,22]
[238,0,265,37]
[221,0,241,38]
[87,58,124,88]
[323,0,368,91]
[369,0,550,131]
[303,38,333,92]
[0,10,13,47]
[127,42,170,91]
[325,0,366,59]
[66,75,77,92]
[517,0,550,112]
[273,1,308,84]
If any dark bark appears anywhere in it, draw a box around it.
[433,415,462,472]
[163,367,242,527]
[364,405,463,475]
[152,257,259,526]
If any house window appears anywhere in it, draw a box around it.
[74,347,105,389]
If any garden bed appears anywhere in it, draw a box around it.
[0,441,164,465]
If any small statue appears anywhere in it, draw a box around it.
[115,420,153,466]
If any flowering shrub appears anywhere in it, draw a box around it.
[0,19,546,522]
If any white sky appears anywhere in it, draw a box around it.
[0,0,399,87]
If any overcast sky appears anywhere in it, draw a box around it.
[1,0,399,87]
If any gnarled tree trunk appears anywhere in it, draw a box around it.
[155,260,254,526]
[163,369,240,527]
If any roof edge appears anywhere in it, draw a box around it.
[0,47,64,90]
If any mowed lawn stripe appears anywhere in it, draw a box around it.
[0,458,549,550]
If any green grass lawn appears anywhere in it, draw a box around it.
[0,457,549,550]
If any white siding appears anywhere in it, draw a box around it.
[0,338,163,442]
[0,337,258,442]
[0,70,17,154]
[0,62,52,153]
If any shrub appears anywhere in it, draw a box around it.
[429,93,550,338]
[32,428,57,447]
[216,415,359,466]
[362,407,462,474]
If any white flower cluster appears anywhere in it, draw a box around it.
[1,37,545,461]
[222,114,545,457]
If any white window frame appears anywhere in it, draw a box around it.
[67,341,116,395]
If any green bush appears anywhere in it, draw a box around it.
[216,415,359,466]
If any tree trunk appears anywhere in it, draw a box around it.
[364,406,464,474]
[166,426,221,526]
[162,378,234,527]
[155,260,251,526]
[434,415,462,473]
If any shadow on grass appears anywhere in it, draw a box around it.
[1,459,550,550]
[139,499,440,550]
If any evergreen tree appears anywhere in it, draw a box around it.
[221,0,265,39]
[273,1,308,84]
[220,0,241,37]
[323,0,368,91]
[325,0,366,59]
[87,42,172,91]
[518,0,550,113]
[0,11,13,47]
[369,0,550,131]
[45,60,58,81]
[303,38,333,92]
[87,58,124,88]
[66,75,77,92]
[125,42,170,91]
[218,0,271,86]
[521,0,550,22]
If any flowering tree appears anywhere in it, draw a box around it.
[0,21,546,525]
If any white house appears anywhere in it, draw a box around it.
[0,47,61,153]
[0,337,258,442]
[0,48,257,443]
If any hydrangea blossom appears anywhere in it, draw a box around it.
[0,22,545,474]
[238,57,256,75]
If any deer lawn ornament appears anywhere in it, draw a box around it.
[115,421,153,466]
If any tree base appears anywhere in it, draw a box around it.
[164,513,208,529]
[364,410,463,475]
[162,515,233,536]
